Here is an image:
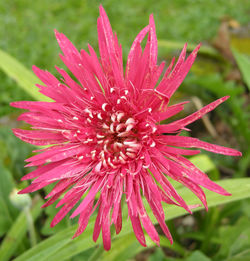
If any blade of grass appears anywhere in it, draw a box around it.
[0,195,44,261]
[231,48,250,91]
[0,49,50,101]
[158,40,220,58]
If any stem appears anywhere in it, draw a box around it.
[24,206,37,247]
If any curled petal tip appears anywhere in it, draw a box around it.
[99,4,106,15]
[10,102,17,107]
[18,189,26,195]
[41,203,48,209]
[236,151,242,157]
[149,13,154,22]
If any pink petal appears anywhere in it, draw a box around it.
[159,96,230,132]
[159,135,242,156]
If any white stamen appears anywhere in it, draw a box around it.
[90,96,94,101]
[111,114,116,122]
[125,90,129,95]
[97,134,105,139]
[117,131,129,137]
[126,124,134,132]
[152,127,157,133]
[126,147,137,152]
[110,88,114,93]
[91,150,96,154]
[125,118,135,125]
[102,103,108,111]
[78,156,83,160]
[110,123,115,133]
[114,142,123,148]
[77,130,81,133]
[103,159,107,168]
[100,151,105,158]
[57,119,63,123]
[117,99,121,104]
[73,116,78,120]
[127,143,141,149]
[97,113,103,120]
[150,141,156,147]
[108,157,116,168]
[116,123,125,132]
[119,156,126,164]
[120,151,128,160]
[123,140,137,146]
[148,108,152,113]
[104,144,109,153]
[84,108,91,113]
[126,152,136,158]
[117,112,125,122]
[102,123,109,129]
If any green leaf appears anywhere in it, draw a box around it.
[186,250,211,261]
[158,40,219,58]
[148,248,166,261]
[14,178,250,261]
[232,48,250,91]
[0,161,16,236]
[216,216,250,260]
[0,196,44,261]
[0,49,50,101]
[101,233,154,261]
[189,154,216,173]
[13,221,97,261]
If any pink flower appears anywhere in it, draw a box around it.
[11,6,241,250]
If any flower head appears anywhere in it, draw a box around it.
[11,6,241,250]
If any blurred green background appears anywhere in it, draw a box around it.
[0,0,249,260]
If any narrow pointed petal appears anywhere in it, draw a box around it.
[159,135,241,156]
[159,96,230,132]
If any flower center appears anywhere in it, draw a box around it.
[82,105,157,169]
[96,111,141,168]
